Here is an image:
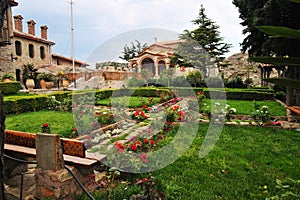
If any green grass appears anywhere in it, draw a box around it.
[149,124,300,199]
[80,124,300,199]
[5,110,76,138]
[97,96,160,108]
[204,99,286,116]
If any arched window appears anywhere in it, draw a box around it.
[29,44,34,58]
[15,41,22,56]
[40,46,45,59]
[141,58,155,76]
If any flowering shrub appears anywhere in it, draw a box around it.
[141,105,151,113]
[96,109,115,126]
[48,96,72,111]
[131,110,149,121]
[70,127,78,138]
[166,105,186,123]
[41,123,51,133]
[225,104,236,122]
[250,102,271,125]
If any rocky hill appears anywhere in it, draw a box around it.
[219,53,278,87]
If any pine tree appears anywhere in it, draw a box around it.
[171,5,231,77]
[119,40,148,61]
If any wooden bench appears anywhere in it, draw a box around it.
[286,106,300,115]
[4,143,98,166]
[5,130,86,158]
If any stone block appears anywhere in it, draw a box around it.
[36,133,64,171]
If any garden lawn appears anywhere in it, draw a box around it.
[79,124,300,199]
[96,96,160,108]
[204,99,286,116]
[5,110,76,138]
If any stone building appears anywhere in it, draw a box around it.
[129,40,199,78]
[0,0,18,76]
[10,15,55,78]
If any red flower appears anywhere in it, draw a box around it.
[134,111,139,117]
[150,140,155,146]
[110,114,114,117]
[42,123,48,128]
[142,105,148,109]
[173,105,179,111]
[141,112,148,118]
[144,139,148,144]
[73,128,77,132]
[197,91,203,95]
[131,144,137,151]
[136,140,142,146]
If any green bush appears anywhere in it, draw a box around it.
[127,77,147,87]
[4,95,48,114]
[0,81,21,95]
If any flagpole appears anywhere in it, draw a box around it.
[70,0,76,88]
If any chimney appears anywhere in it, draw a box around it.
[27,20,36,35]
[13,15,23,32]
[40,25,48,39]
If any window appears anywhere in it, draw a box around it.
[29,44,34,58]
[40,46,45,59]
[15,41,22,56]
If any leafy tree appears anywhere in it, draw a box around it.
[160,68,175,87]
[233,0,300,57]
[186,70,204,87]
[171,5,232,76]
[119,40,148,61]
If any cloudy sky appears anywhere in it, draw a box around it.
[12,0,244,67]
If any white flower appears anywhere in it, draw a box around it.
[215,102,220,106]
[225,104,230,109]
[262,106,268,109]
[51,96,56,99]
[230,108,236,113]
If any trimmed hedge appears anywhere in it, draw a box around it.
[3,87,275,115]
[169,87,274,100]
[0,81,21,95]
[4,95,48,114]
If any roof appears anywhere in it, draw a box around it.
[52,54,89,66]
[13,30,55,45]
[9,0,18,7]
[36,64,94,75]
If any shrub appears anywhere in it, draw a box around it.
[204,76,224,88]
[275,91,286,102]
[0,81,21,95]
[172,76,191,87]
[4,95,48,114]
[1,73,15,81]
[127,77,147,87]
[225,76,247,88]
[186,70,204,87]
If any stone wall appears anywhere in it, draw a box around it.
[0,45,14,76]
[11,36,51,70]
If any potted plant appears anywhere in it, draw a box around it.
[37,73,47,89]
[1,73,15,82]
[62,76,69,89]
[56,71,64,88]
[43,73,54,89]
[22,63,37,91]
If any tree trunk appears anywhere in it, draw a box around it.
[0,92,6,200]
[0,0,9,198]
